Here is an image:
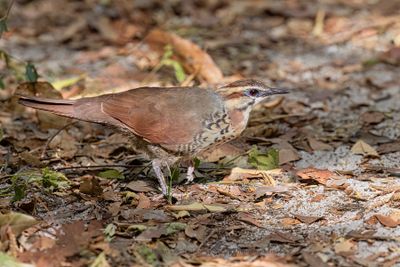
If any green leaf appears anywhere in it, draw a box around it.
[159,45,186,83]
[193,158,201,169]
[0,19,8,39]
[248,146,279,170]
[41,167,70,190]
[98,169,124,179]
[104,223,116,242]
[25,62,38,82]
[165,222,186,235]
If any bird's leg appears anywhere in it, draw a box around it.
[185,164,195,184]
[151,159,168,195]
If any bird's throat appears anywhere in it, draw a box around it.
[227,106,251,134]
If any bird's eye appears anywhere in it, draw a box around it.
[246,88,260,97]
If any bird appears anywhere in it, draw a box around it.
[18,79,289,195]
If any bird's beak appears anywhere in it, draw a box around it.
[262,87,290,96]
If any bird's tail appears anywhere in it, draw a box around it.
[18,94,126,128]
[18,95,77,118]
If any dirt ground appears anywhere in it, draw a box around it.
[1,1,400,266]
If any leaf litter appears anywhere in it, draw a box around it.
[1,1,400,266]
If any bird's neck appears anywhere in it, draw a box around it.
[224,98,253,134]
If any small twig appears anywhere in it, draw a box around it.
[41,121,77,159]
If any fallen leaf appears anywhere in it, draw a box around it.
[136,222,186,242]
[279,148,300,164]
[248,146,279,170]
[255,185,290,199]
[293,214,323,224]
[351,140,379,157]
[334,238,356,255]
[167,202,228,212]
[360,111,385,124]
[126,180,154,192]
[146,29,223,83]
[89,252,110,267]
[377,141,400,154]
[237,212,265,228]
[281,218,301,226]
[0,212,38,236]
[374,213,400,228]
[296,168,337,185]
[136,193,151,209]
[265,232,297,243]
[79,176,102,196]
[199,142,244,162]
[185,224,208,242]
[224,167,280,185]
[302,252,329,267]
[307,137,333,151]
[97,169,124,180]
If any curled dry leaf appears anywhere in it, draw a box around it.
[146,29,223,84]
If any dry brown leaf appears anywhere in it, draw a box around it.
[79,176,102,196]
[224,167,279,185]
[146,29,223,83]
[296,168,337,185]
[137,193,151,209]
[307,137,333,151]
[302,252,329,267]
[281,218,301,226]
[237,212,265,228]
[351,140,379,157]
[360,111,385,124]
[293,214,323,224]
[265,232,297,243]
[377,141,400,154]
[279,148,300,164]
[374,213,400,228]
[126,180,154,192]
[198,143,244,162]
[255,185,290,199]
[334,238,356,255]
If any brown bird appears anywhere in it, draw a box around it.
[18,79,289,195]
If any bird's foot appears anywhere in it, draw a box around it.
[185,165,195,184]
[151,159,168,196]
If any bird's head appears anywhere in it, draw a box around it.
[216,79,289,111]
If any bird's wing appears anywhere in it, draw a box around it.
[101,87,224,145]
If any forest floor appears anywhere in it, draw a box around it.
[1,1,400,266]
